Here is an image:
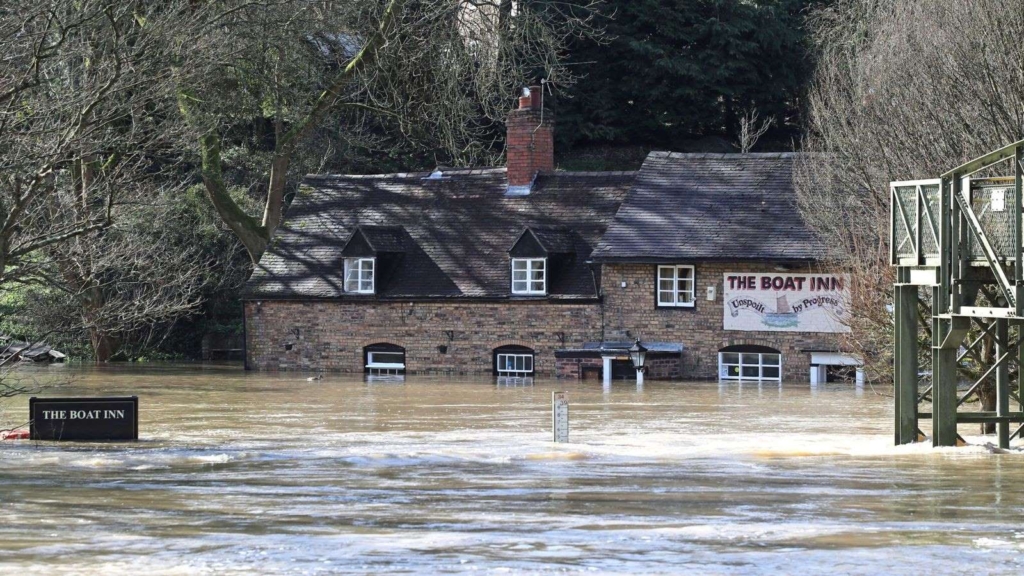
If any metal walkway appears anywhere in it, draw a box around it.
[892,140,1024,447]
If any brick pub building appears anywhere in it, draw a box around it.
[243,88,859,382]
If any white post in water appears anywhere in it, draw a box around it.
[602,356,612,387]
[552,391,569,443]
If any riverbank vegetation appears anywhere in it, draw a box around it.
[797,0,1024,418]
[1,0,827,363]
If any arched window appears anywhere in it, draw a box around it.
[364,343,406,374]
[718,345,781,381]
[493,345,535,376]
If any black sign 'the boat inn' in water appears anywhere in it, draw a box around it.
[29,397,139,441]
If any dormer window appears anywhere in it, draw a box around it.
[511,257,546,295]
[341,226,411,296]
[344,257,375,293]
[508,227,578,297]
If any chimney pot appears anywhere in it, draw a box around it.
[529,85,542,109]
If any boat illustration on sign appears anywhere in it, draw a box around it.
[763,295,799,328]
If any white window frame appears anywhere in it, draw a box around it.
[496,376,534,387]
[344,257,375,294]
[511,257,546,295]
[718,351,782,381]
[657,265,695,307]
[366,351,405,371]
[496,353,534,376]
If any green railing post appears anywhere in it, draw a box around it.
[996,319,1010,449]
[894,266,919,444]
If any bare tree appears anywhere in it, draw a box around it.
[736,108,773,153]
[171,0,603,263]
[0,1,181,285]
[6,184,249,361]
[796,0,1024,422]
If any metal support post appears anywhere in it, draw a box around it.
[932,291,959,447]
[950,177,962,314]
[894,267,919,444]
[933,322,959,446]
[931,176,958,447]
[1015,148,1024,433]
[996,319,1010,449]
[1015,146,1023,317]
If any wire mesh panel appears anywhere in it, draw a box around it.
[968,184,1016,261]
[920,183,940,256]
[891,180,942,263]
[892,185,918,259]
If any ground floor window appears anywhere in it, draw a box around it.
[364,343,405,374]
[493,345,535,377]
[718,345,782,381]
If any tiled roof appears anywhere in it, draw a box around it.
[594,152,824,262]
[346,225,407,253]
[245,167,635,300]
[528,227,577,254]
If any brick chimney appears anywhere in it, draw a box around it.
[506,85,554,193]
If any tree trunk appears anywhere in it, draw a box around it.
[199,131,270,263]
[89,328,119,363]
[263,153,290,235]
[81,284,119,362]
[977,322,996,435]
[979,380,996,434]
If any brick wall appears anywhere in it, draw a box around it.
[506,108,554,187]
[245,300,602,376]
[646,355,683,380]
[555,357,603,380]
[245,262,844,381]
[600,262,839,380]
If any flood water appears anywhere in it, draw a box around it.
[1,365,1023,575]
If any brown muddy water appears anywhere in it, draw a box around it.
[1,364,1023,575]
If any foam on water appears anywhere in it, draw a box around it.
[2,368,1024,574]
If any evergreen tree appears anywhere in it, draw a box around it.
[557,0,821,152]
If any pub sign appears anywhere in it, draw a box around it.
[29,396,139,441]
[723,273,851,333]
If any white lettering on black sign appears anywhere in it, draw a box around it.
[30,397,139,441]
[39,410,126,420]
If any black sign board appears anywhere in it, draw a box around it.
[29,396,139,441]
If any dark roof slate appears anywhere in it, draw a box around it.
[245,167,634,300]
[594,152,824,261]
[529,227,577,254]
[352,225,407,253]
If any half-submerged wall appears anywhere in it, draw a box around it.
[244,300,603,376]
[601,262,843,380]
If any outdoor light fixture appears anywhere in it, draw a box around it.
[628,338,648,386]
[439,330,454,355]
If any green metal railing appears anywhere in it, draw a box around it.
[890,179,941,265]
[891,139,1024,449]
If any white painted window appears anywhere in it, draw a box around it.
[366,351,405,370]
[344,257,375,293]
[718,352,782,381]
[496,353,534,376]
[657,265,695,307]
[511,258,546,295]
